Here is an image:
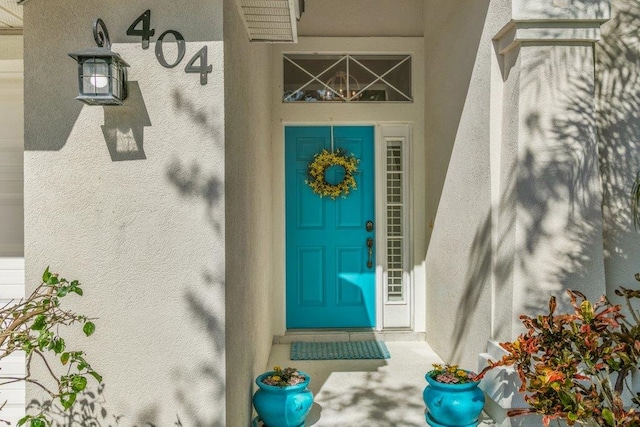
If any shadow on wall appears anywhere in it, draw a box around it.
[447,40,607,362]
[25,384,186,427]
[166,159,223,234]
[23,65,82,152]
[25,80,152,158]
[165,90,225,426]
[25,79,152,160]
[424,0,491,246]
[171,269,226,427]
[597,0,640,295]
[24,386,180,426]
[101,82,152,161]
[172,89,220,141]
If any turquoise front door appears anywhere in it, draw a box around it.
[285,126,375,328]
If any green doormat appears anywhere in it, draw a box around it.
[290,341,390,360]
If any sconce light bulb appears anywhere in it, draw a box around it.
[92,74,109,89]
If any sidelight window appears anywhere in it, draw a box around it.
[385,139,407,302]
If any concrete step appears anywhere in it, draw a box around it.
[274,329,427,344]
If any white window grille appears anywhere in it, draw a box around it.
[283,54,412,102]
[385,140,406,302]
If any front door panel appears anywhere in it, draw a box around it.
[285,126,375,328]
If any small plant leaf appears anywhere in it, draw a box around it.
[71,375,87,392]
[83,321,96,337]
[89,371,103,383]
[31,315,46,331]
[602,408,615,426]
[61,352,70,365]
[42,267,51,283]
[60,393,76,410]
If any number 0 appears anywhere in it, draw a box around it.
[155,30,186,68]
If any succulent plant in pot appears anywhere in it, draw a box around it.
[252,366,313,427]
[423,363,485,427]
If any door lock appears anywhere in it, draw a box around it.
[366,220,374,232]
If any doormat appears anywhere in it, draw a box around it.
[290,341,390,360]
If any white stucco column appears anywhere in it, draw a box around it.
[23,1,226,424]
[482,2,611,424]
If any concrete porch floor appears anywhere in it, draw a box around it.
[262,340,498,426]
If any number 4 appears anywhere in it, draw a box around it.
[185,46,213,85]
[127,10,155,50]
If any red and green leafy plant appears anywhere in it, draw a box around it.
[478,285,640,427]
[0,268,101,427]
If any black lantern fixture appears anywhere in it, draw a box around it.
[68,18,130,106]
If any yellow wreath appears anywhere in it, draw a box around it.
[306,149,359,199]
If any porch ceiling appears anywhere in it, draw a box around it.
[235,0,302,43]
[0,0,22,34]
[3,0,301,40]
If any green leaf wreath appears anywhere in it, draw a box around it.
[306,148,359,199]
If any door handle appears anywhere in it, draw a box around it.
[367,238,373,269]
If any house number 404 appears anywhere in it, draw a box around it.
[127,10,212,85]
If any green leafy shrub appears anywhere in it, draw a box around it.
[0,268,101,426]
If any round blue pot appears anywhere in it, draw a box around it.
[423,371,485,427]
[252,371,313,427]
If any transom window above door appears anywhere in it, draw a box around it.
[283,54,412,103]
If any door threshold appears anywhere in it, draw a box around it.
[273,329,426,344]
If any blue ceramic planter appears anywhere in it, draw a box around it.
[252,371,313,427]
[423,371,485,427]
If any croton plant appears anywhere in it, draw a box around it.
[478,281,640,427]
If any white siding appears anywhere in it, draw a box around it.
[0,258,25,425]
[0,59,23,258]
[0,43,25,425]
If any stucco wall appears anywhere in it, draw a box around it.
[297,0,423,37]
[509,43,605,333]
[598,0,640,304]
[23,1,225,425]
[424,0,607,369]
[513,0,610,20]
[223,0,274,425]
[423,0,502,368]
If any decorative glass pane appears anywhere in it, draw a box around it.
[351,55,412,101]
[283,54,412,103]
[110,63,120,98]
[82,59,110,95]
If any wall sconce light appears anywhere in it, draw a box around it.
[68,18,130,105]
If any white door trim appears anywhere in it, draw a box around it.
[375,124,413,330]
